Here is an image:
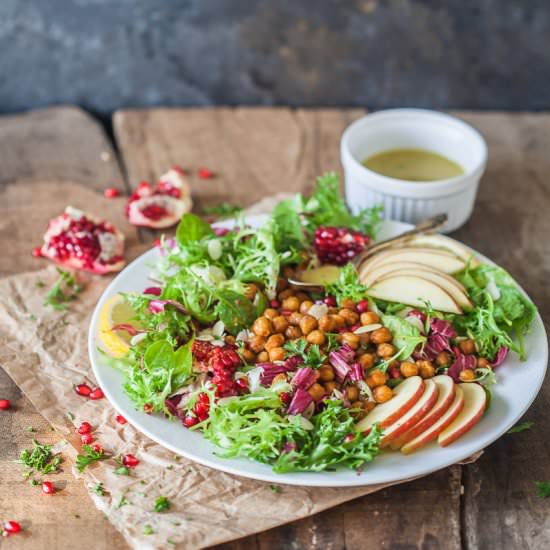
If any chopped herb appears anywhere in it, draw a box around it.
[35,280,46,288]
[507,421,534,434]
[171,521,181,526]
[167,539,177,546]
[270,484,281,493]
[325,263,369,305]
[66,411,75,421]
[136,491,146,497]
[203,202,242,219]
[535,481,550,498]
[142,524,154,535]
[18,439,63,475]
[26,426,35,433]
[283,339,326,368]
[93,483,106,496]
[113,466,130,476]
[115,496,129,509]
[44,268,82,311]
[29,314,37,321]
[153,496,171,512]
[140,479,147,485]
[29,479,41,486]
[76,445,109,473]
[166,465,174,470]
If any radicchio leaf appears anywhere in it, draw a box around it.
[492,346,509,367]
[287,388,313,415]
[349,363,364,382]
[328,348,352,383]
[148,299,187,315]
[448,352,477,382]
[291,367,317,390]
[430,318,457,339]
[257,363,288,386]
[143,286,162,296]
[422,333,452,360]
[111,323,142,336]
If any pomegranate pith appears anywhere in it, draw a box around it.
[314,226,369,265]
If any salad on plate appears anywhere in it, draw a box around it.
[97,173,536,473]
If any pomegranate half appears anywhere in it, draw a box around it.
[41,206,125,275]
[126,168,192,229]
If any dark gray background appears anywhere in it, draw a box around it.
[1,0,548,119]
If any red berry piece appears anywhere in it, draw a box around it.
[92,444,103,454]
[77,421,92,434]
[104,187,120,198]
[314,226,369,265]
[0,399,11,410]
[115,414,127,425]
[80,433,94,444]
[32,246,43,258]
[323,295,337,307]
[42,481,55,495]
[122,454,139,468]
[2,521,21,536]
[88,388,104,400]
[74,383,92,397]
[198,167,214,179]
[356,300,369,313]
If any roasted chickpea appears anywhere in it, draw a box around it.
[340,332,360,350]
[257,350,269,362]
[272,315,289,334]
[365,400,377,412]
[319,314,335,332]
[377,343,397,359]
[339,308,359,326]
[240,348,256,363]
[459,339,476,355]
[299,314,318,336]
[282,266,295,279]
[263,308,278,320]
[370,327,392,344]
[288,312,303,326]
[400,361,419,378]
[265,333,285,351]
[366,369,387,388]
[318,364,335,382]
[341,298,356,309]
[268,347,286,362]
[243,283,258,301]
[307,330,326,345]
[282,296,300,312]
[248,334,267,353]
[331,314,346,329]
[300,300,314,314]
[278,288,294,301]
[285,325,302,340]
[359,352,376,370]
[350,400,363,411]
[459,369,476,382]
[327,307,340,315]
[271,373,287,385]
[417,360,436,379]
[276,277,289,292]
[360,311,380,325]
[477,357,491,369]
[295,292,310,303]
[436,351,452,367]
[347,385,359,402]
[373,385,393,403]
[308,383,325,401]
[225,335,236,345]
[324,381,337,394]
[358,332,371,346]
[252,316,273,337]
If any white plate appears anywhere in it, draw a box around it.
[89,216,548,487]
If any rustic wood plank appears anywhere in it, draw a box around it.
[114,106,463,550]
[451,112,550,550]
[0,106,129,550]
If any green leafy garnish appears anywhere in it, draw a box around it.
[18,439,63,475]
[115,496,130,509]
[214,289,256,335]
[535,481,550,498]
[153,496,171,512]
[44,268,82,310]
[176,213,214,247]
[283,340,326,368]
[270,484,281,493]
[203,202,242,219]
[507,421,534,434]
[76,445,109,473]
[325,263,369,305]
[114,466,130,475]
[143,524,154,535]
[93,483,106,496]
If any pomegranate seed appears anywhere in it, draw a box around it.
[122,454,139,468]
[356,300,369,313]
[32,246,43,258]
[343,434,355,443]
[314,226,369,265]
[77,421,92,434]
[270,300,280,308]
[115,414,127,425]
[324,296,337,307]
[0,399,10,410]
[92,444,103,454]
[153,239,161,247]
[74,383,92,397]
[104,187,120,198]
[143,286,161,296]
[388,365,402,379]
[88,388,104,400]
[143,403,153,414]
[172,165,186,175]
[350,323,361,332]
[3,521,21,536]
[183,415,198,427]
[235,378,249,394]
[42,481,55,495]
[280,392,291,405]
[80,433,94,444]
[198,167,214,179]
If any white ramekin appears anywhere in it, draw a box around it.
[340,109,487,232]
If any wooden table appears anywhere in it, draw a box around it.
[1,107,549,549]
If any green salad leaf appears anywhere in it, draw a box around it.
[214,289,256,335]
[325,263,369,305]
[176,213,214,247]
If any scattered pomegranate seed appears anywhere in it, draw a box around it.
[143,403,153,414]
[0,399,10,410]
[115,414,127,425]
[77,421,92,434]
[198,167,214,179]
[388,365,402,379]
[183,415,198,428]
[343,433,355,443]
[74,383,92,397]
[88,388,104,400]
[356,300,369,313]
[172,165,186,175]
[323,296,337,307]
[92,444,103,454]
[2,521,21,536]
[104,187,120,198]
[42,481,55,495]
[122,454,139,468]
[280,392,291,405]
[32,246,43,258]
[270,300,280,308]
[81,433,94,444]
[153,239,161,247]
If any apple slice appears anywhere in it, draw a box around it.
[368,274,463,314]
[377,269,473,310]
[380,379,438,447]
[401,386,465,454]
[407,234,480,266]
[391,375,456,449]
[437,383,487,447]
[359,247,466,276]
[355,376,425,434]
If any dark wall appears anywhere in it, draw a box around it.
[1,0,549,118]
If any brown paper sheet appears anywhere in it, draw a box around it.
[0,198,462,549]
